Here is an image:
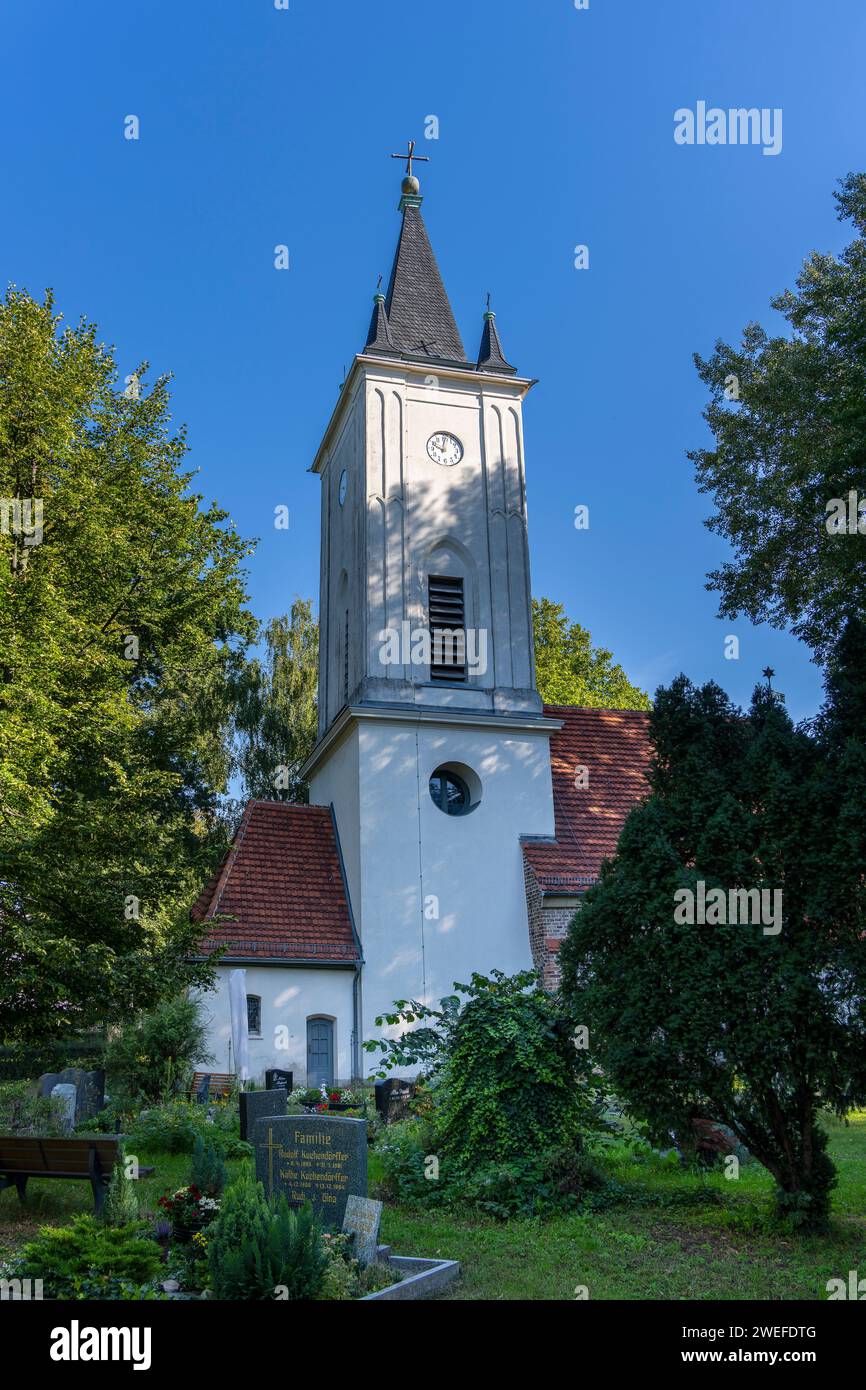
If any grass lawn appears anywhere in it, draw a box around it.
[2,1114,863,1301]
[376,1112,866,1300]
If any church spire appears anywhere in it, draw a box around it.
[476,302,516,375]
[365,142,467,365]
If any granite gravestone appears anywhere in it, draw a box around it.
[375,1078,415,1124]
[265,1069,293,1094]
[239,1088,287,1142]
[253,1114,367,1226]
[51,1083,77,1134]
[38,1067,105,1124]
[341,1195,383,1267]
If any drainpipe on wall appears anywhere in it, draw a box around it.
[329,803,365,1084]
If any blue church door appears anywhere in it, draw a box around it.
[307,1018,334,1088]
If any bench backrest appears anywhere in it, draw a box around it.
[0,1136,121,1176]
[191,1072,235,1098]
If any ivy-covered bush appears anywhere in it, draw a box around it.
[7,1215,164,1299]
[365,970,608,1217]
[207,1171,326,1300]
[104,994,212,1106]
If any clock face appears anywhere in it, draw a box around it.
[338,470,348,505]
[426,431,464,468]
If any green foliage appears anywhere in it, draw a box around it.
[532,597,650,709]
[207,1171,326,1300]
[190,1134,227,1197]
[559,649,866,1230]
[104,994,212,1105]
[0,287,258,1048]
[236,603,319,804]
[690,172,866,658]
[128,1097,250,1158]
[12,1214,163,1299]
[103,1150,140,1226]
[0,1080,65,1135]
[367,970,605,1217]
[435,971,600,1169]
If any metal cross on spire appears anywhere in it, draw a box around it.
[390,139,430,178]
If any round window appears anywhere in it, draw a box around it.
[429,763,481,817]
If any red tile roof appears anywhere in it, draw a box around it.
[191,801,359,963]
[523,706,652,894]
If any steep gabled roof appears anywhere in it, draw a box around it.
[191,801,359,964]
[523,706,652,893]
[379,204,467,363]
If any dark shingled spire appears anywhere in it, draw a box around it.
[365,292,394,355]
[373,172,467,363]
[477,309,516,374]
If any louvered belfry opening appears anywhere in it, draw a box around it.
[428,575,467,683]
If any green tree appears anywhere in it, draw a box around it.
[532,597,650,708]
[236,601,318,804]
[690,172,866,659]
[104,994,212,1105]
[559,644,866,1230]
[0,288,257,1048]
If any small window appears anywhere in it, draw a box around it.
[429,767,471,815]
[428,575,466,683]
[246,995,262,1037]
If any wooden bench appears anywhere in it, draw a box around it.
[0,1136,122,1215]
[189,1072,235,1101]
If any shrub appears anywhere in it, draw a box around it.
[128,1098,250,1158]
[207,1171,327,1301]
[103,1150,140,1226]
[374,1118,445,1206]
[190,1134,227,1197]
[366,970,602,1172]
[105,994,212,1106]
[0,1080,66,1136]
[12,1215,164,1299]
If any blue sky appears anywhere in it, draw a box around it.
[2,0,864,721]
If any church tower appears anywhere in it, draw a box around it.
[303,149,559,1066]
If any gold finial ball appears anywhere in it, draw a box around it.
[402,173,420,196]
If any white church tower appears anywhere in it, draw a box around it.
[302,146,559,1066]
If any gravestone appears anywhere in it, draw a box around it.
[38,1067,105,1124]
[375,1077,415,1124]
[51,1083,77,1134]
[253,1114,367,1227]
[239,1088,287,1142]
[342,1195,382,1268]
[265,1069,293,1094]
[78,1069,105,1121]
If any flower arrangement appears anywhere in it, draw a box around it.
[157,1185,220,1243]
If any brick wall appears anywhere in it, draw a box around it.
[522,856,581,991]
